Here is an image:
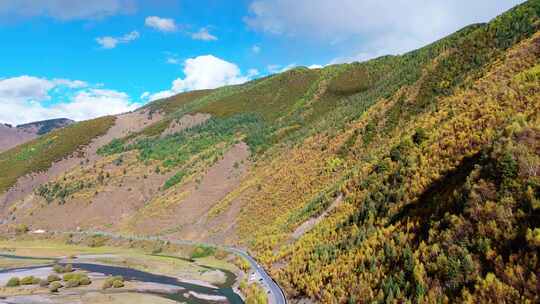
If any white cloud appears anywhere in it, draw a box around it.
[245,0,526,61]
[96,37,118,49]
[140,91,150,99]
[96,31,139,49]
[167,57,180,65]
[191,28,218,41]
[280,64,297,72]
[145,16,177,32]
[149,55,253,101]
[164,52,181,65]
[147,90,175,101]
[52,79,88,88]
[56,89,139,121]
[0,0,135,21]
[267,63,296,74]
[252,45,261,54]
[307,64,323,69]
[0,75,138,125]
[266,64,281,74]
[0,76,56,102]
[247,69,259,77]
[329,49,390,65]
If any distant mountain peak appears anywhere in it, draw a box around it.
[16,118,75,135]
[0,118,75,152]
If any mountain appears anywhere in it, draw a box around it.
[17,118,75,135]
[1,1,539,302]
[0,118,74,153]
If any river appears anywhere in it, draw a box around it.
[0,254,244,304]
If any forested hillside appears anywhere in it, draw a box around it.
[0,1,539,303]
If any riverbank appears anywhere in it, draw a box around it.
[0,236,246,303]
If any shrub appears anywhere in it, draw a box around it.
[97,138,125,156]
[102,279,113,289]
[20,276,38,285]
[47,274,61,283]
[62,273,75,281]
[102,276,124,289]
[239,279,268,304]
[53,264,63,273]
[413,128,428,145]
[61,272,91,288]
[112,280,125,288]
[87,235,108,247]
[79,276,91,286]
[53,263,73,274]
[362,121,377,145]
[14,224,29,234]
[64,264,73,273]
[233,256,251,272]
[190,245,216,259]
[390,139,413,162]
[163,171,186,190]
[49,281,62,292]
[497,152,518,179]
[214,249,229,260]
[239,279,248,290]
[5,277,20,287]
[64,278,80,288]
[151,246,163,254]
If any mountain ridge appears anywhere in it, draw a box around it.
[16,118,75,135]
[0,117,74,153]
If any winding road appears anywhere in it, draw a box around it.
[58,230,287,304]
[227,247,286,304]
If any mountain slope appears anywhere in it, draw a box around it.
[0,1,539,303]
[0,124,35,153]
[0,118,74,152]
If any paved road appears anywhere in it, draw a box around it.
[58,230,286,304]
[227,247,287,304]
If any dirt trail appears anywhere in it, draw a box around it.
[291,194,343,240]
[201,192,251,245]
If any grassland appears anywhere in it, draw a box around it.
[197,68,319,121]
[0,116,115,194]
[143,89,214,115]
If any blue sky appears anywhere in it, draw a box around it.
[0,0,525,125]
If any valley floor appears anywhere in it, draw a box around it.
[0,237,247,304]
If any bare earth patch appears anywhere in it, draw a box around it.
[160,113,211,138]
[11,151,171,231]
[0,125,36,153]
[131,142,251,242]
[0,109,162,221]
